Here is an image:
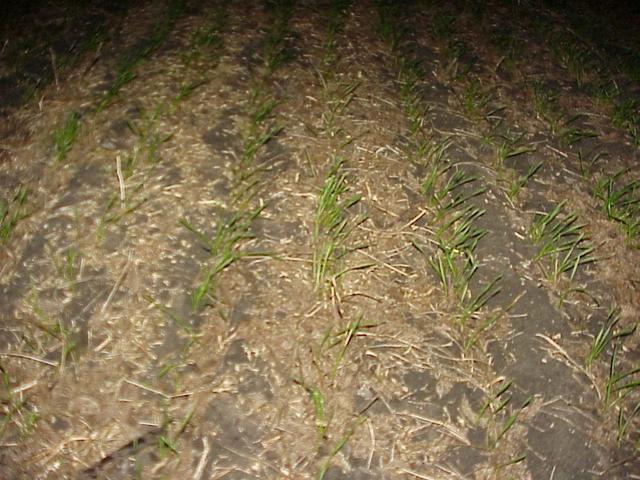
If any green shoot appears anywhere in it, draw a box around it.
[459,276,502,325]
[322,0,352,71]
[586,307,635,368]
[577,149,607,179]
[529,202,597,283]
[489,397,531,448]
[477,380,513,422]
[605,343,640,408]
[97,0,186,111]
[617,401,640,443]
[459,77,492,120]
[0,185,28,244]
[317,417,367,480]
[594,171,640,243]
[312,157,364,291]
[294,379,329,439]
[183,203,265,310]
[604,342,640,407]
[507,162,542,201]
[494,133,535,170]
[263,0,295,75]
[53,111,80,162]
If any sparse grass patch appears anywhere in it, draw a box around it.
[605,343,640,408]
[319,78,359,139]
[507,161,542,201]
[549,31,593,88]
[459,77,493,121]
[25,291,77,371]
[530,81,596,145]
[529,201,597,284]
[52,111,80,162]
[186,0,229,62]
[98,104,171,232]
[577,148,607,179]
[0,378,40,442]
[594,170,640,244]
[477,379,531,449]
[182,203,265,310]
[233,93,283,202]
[586,307,635,369]
[0,185,29,244]
[322,0,352,71]
[263,0,296,75]
[97,0,186,112]
[317,416,367,479]
[312,157,365,292]
[492,27,523,72]
[415,168,501,327]
[493,132,535,170]
[418,137,453,202]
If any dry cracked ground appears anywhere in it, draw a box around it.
[1,0,639,479]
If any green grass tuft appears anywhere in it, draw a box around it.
[53,111,80,162]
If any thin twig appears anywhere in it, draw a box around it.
[101,251,132,313]
[535,333,601,400]
[399,468,438,480]
[124,379,169,399]
[0,352,58,367]
[193,436,211,480]
[398,208,427,231]
[357,249,411,277]
[367,419,375,470]
[116,155,126,206]
[399,412,470,445]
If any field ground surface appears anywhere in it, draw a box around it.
[1,0,639,478]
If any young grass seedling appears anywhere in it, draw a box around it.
[419,137,453,203]
[493,28,523,72]
[0,185,28,244]
[577,149,607,179]
[617,401,640,443]
[97,0,186,111]
[325,317,376,381]
[376,1,406,53]
[186,0,229,64]
[53,111,80,162]
[459,275,502,326]
[322,0,352,71]
[489,396,531,448]
[317,416,367,480]
[594,171,640,243]
[464,310,503,351]
[183,203,265,310]
[531,80,562,135]
[529,201,597,283]
[558,115,597,147]
[312,157,364,292]
[263,0,295,76]
[126,104,173,171]
[294,379,329,439]
[494,133,535,170]
[477,380,531,449]
[418,204,491,317]
[605,342,640,409]
[320,79,360,138]
[586,307,635,369]
[459,77,493,121]
[614,102,640,144]
[507,161,542,201]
